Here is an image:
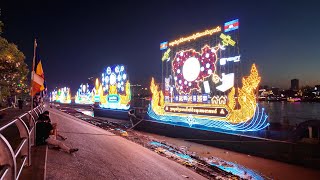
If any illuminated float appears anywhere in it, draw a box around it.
[50,87,71,104]
[148,19,269,132]
[49,90,57,102]
[93,65,131,118]
[74,83,94,104]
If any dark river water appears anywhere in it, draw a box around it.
[259,101,320,126]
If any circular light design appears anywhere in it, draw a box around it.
[188,82,192,86]
[205,53,209,58]
[105,76,109,83]
[105,85,108,90]
[121,86,124,91]
[179,80,182,84]
[184,81,187,85]
[208,69,212,74]
[121,81,124,85]
[200,67,204,71]
[177,58,180,61]
[206,63,210,68]
[110,73,116,85]
[174,76,177,80]
[123,74,127,80]
[117,83,121,88]
[177,69,181,74]
[107,67,111,75]
[117,75,121,82]
[120,66,124,71]
[180,52,184,56]
[182,57,200,82]
[115,66,120,73]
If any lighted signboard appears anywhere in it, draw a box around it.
[75,83,94,104]
[94,65,131,110]
[150,19,269,132]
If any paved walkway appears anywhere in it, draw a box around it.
[46,108,205,180]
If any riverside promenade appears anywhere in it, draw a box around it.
[40,108,205,180]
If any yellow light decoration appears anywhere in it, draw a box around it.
[220,33,236,46]
[227,87,236,110]
[150,78,165,115]
[162,48,171,61]
[212,74,220,84]
[227,64,261,123]
[109,85,118,95]
[95,78,100,90]
[150,64,261,123]
[169,26,221,47]
[98,84,106,104]
[119,81,131,105]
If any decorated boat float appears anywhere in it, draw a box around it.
[93,65,131,119]
[132,19,269,134]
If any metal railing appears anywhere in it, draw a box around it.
[0,105,44,180]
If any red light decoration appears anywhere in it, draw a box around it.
[172,45,218,94]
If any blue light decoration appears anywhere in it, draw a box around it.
[75,83,94,104]
[95,65,131,110]
[148,104,269,132]
[209,157,265,180]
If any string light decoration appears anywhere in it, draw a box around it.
[50,87,71,104]
[75,83,93,104]
[149,64,269,131]
[150,19,269,132]
[169,26,221,46]
[172,45,220,94]
[96,65,131,110]
[227,64,261,123]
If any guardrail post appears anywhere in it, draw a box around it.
[0,105,44,179]
[16,117,31,167]
[28,111,36,146]
[0,134,17,180]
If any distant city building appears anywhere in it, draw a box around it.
[291,79,299,91]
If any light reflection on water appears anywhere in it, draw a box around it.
[76,108,94,117]
[259,101,320,125]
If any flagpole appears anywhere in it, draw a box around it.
[31,39,37,110]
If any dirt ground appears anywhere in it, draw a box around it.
[139,131,320,180]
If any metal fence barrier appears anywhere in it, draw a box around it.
[0,105,44,180]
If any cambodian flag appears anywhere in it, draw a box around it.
[224,19,239,32]
[160,41,168,50]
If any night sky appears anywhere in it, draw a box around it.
[1,0,320,93]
